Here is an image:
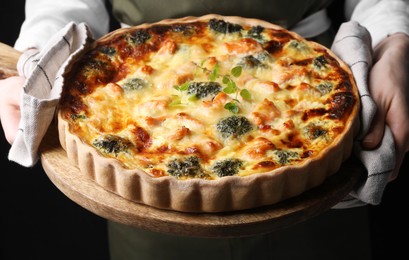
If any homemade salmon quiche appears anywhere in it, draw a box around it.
[58,15,360,212]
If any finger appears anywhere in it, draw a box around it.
[0,104,20,144]
[387,103,409,154]
[389,152,404,182]
[361,109,385,150]
[0,76,25,144]
[386,97,409,181]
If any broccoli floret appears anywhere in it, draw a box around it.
[216,116,253,138]
[238,53,271,69]
[239,55,263,69]
[100,46,116,57]
[273,150,299,165]
[316,82,333,95]
[313,55,328,70]
[126,29,151,45]
[120,77,148,91]
[246,25,264,40]
[172,24,196,36]
[304,124,327,140]
[70,113,86,121]
[166,156,206,179]
[212,159,243,177]
[254,51,272,62]
[187,82,222,99]
[287,40,309,51]
[82,59,108,74]
[92,134,132,156]
[81,58,115,84]
[208,19,242,34]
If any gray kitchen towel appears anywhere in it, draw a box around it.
[331,21,395,208]
[8,22,91,167]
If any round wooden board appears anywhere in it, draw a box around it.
[40,124,364,238]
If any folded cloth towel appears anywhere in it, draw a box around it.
[8,21,395,208]
[8,22,91,167]
[331,21,395,208]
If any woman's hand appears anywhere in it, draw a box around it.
[0,76,25,144]
[363,33,409,181]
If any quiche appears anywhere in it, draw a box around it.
[58,15,360,212]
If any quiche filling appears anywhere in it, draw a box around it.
[60,18,356,180]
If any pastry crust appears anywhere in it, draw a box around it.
[58,14,360,212]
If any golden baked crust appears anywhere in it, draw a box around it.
[58,14,360,212]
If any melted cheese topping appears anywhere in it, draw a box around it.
[60,19,356,179]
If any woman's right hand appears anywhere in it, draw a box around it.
[0,76,25,144]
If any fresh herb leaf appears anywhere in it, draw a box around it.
[240,89,251,100]
[192,62,250,114]
[224,102,240,114]
[222,75,230,84]
[177,82,190,91]
[223,81,237,94]
[169,99,183,107]
[231,66,242,77]
[209,63,220,82]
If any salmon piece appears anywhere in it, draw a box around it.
[225,38,262,54]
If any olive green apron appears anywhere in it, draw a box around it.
[110,0,335,46]
[106,1,370,259]
[108,207,371,260]
[110,0,332,29]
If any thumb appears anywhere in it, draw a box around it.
[0,76,25,144]
[0,103,20,144]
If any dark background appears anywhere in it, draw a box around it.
[0,1,110,259]
[0,1,408,259]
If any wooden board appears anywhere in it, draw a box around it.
[40,123,364,238]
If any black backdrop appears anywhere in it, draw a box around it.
[0,1,110,260]
[0,1,407,259]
